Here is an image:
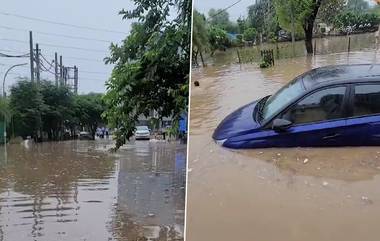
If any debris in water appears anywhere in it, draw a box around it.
[303,158,309,164]
[258,152,263,154]
[188,168,193,173]
[322,181,329,187]
[147,213,155,217]
[277,153,281,156]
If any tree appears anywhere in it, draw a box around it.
[74,93,105,140]
[243,27,257,41]
[237,17,247,34]
[247,0,279,43]
[208,26,230,53]
[40,81,74,141]
[208,8,230,27]
[193,9,209,67]
[103,0,191,149]
[317,0,346,25]
[275,0,323,54]
[9,80,44,139]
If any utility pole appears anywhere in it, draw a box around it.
[74,65,78,94]
[54,52,58,86]
[59,55,63,86]
[29,31,34,82]
[35,43,40,83]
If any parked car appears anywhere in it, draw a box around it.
[135,126,150,140]
[213,64,380,148]
[79,131,93,140]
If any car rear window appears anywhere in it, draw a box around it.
[353,84,380,117]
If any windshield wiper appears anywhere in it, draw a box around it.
[255,96,270,122]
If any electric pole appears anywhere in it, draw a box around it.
[59,55,63,86]
[29,31,34,82]
[74,65,78,94]
[35,43,40,83]
[55,52,58,86]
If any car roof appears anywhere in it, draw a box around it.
[302,64,380,90]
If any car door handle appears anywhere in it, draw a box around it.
[323,133,341,140]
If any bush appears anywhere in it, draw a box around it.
[243,27,257,42]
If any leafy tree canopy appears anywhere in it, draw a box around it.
[243,27,257,41]
[103,0,191,149]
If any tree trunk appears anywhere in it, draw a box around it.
[304,25,314,54]
[303,0,322,55]
[199,51,205,67]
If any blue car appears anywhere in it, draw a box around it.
[213,64,380,148]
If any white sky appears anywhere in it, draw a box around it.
[1,0,135,94]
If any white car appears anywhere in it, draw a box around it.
[135,126,150,140]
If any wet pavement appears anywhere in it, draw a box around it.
[0,139,186,241]
[187,34,380,241]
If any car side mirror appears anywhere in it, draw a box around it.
[272,118,292,131]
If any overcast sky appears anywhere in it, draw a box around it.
[194,0,376,21]
[1,0,134,94]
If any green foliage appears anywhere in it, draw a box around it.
[317,0,346,24]
[9,79,105,141]
[74,93,105,139]
[103,0,191,149]
[274,0,305,36]
[237,17,247,34]
[40,81,74,140]
[193,10,209,54]
[10,80,44,138]
[208,8,230,27]
[247,0,279,36]
[259,60,271,68]
[243,27,257,42]
[208,26,230,52]
[334,11,380,32]
[207,8,239,33]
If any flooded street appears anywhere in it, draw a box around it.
[187,35,380,241]
[0,140,186,241]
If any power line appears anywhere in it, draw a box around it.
[0,48,106,63]
[0,52,29,58]
[0,38,107,53]
[0,25,113,43]
[209,0,244,19]
[0,11,128,35]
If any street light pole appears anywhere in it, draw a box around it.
[2,63,27,154]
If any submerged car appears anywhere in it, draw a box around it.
[135,126,150,140]
[213,64,380,148]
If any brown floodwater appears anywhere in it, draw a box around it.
[187,37,380,241]
[0,139,186,241]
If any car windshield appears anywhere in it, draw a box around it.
[136,126,149,131]
[260,76,306,123]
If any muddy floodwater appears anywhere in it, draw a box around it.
[0,139,186,241]
[187,35,380,241]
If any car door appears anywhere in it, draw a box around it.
[345,83,380,146]
[261,86,350,147]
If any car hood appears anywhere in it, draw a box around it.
[213,100,261,141]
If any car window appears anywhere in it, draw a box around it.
[353,84,380,117]
[280,86,346,125]
[261,76,305,122]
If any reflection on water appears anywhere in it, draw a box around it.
[187,34,380,241]
[0,140,185,241]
